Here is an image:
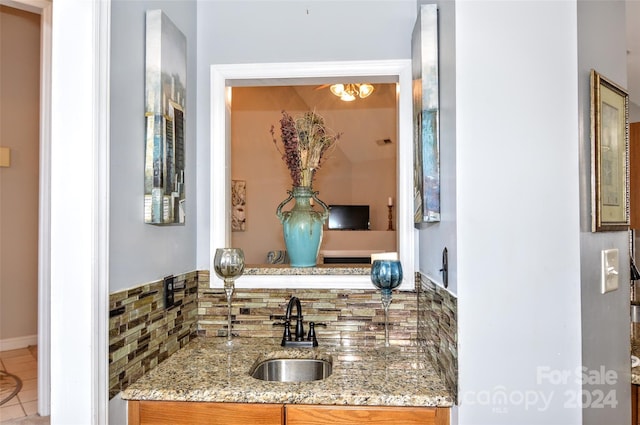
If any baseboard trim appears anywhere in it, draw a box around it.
[0,334,38,351]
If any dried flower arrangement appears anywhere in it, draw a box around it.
[270,110,340,188]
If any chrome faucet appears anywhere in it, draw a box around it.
[281,296,320,347]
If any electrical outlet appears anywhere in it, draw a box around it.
[601,249,619,294]
[164,275,175,308]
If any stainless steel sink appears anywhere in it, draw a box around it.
[632,303,640,323]
[250,358,332,382]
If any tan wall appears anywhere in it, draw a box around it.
[0,6,40,344]
[231,86,397,264]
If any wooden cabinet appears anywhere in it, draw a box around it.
[128,401,284,425]
[127,400,450,425]
[633,384,639,425]
[285,404,449,425]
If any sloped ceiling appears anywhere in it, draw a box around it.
[292,84,398,164]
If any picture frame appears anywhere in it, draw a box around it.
[590,69,630,232]
[231,180,246,232]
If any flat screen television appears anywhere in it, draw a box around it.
[327,205,370,230]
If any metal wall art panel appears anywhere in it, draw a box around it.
[412,4,441,224]
[144,10,186,224]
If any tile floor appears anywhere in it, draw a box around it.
[0,346,38,423]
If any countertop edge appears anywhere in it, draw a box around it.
[119,337,453,408]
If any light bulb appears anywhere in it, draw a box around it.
[330,84,345,97]
[340,92,356,101]
[358,83,374,98]
[330,83,374,101]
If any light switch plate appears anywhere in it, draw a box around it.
[0,147,10,167]
[601,249,619,294]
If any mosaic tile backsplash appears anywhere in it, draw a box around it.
[109,270,458,402]
[108,271,198,399]
[418,273,458,403]
[197,271,417,346]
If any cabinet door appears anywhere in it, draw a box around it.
[128,400,283,425]
[633,384,639,425]
[284,405,449,425]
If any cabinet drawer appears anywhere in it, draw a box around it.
[128,400,283,425]
[285,404,449,425]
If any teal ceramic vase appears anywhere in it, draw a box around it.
[276,186,329,267]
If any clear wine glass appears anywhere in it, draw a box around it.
[213,248,245,349]
[370,259,403,353]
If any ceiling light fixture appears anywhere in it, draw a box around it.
[329,83,375,102]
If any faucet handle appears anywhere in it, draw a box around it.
[281,320,292,345]
[307,322,319,347]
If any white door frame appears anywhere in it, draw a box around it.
[48,1,110,424]
[2,0,110,421]
[37,0,52,416]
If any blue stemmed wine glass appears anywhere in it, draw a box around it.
[213,248,245,350]
[370,260,403,353]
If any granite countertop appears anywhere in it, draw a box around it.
[120,337,453,407]
[243,264,371,276]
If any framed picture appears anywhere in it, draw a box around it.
[231,180,246,232]
[590,69,630,232]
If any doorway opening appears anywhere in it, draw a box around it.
[208,60,415,290]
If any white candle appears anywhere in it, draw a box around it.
[388,197,393,206]
[371,252,399,262]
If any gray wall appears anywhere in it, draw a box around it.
[578,1,631,424]
[455,1,582,423]
[195,0,417,268]
[110,0,198,291]
[631,101,640,123]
